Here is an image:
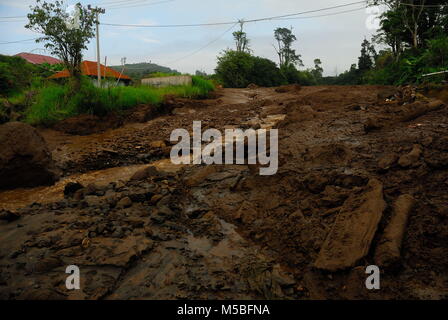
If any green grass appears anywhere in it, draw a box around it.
[25,76,215,125]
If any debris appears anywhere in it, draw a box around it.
[398,144,423,168]
[314,178,386,271]
[374,194,415,268]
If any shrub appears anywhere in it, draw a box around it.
[0,55,37,96]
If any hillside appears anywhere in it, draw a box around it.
[109,62,179,80]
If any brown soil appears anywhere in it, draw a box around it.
[0,85,447,300]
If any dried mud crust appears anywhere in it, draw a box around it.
[0,85,447,300]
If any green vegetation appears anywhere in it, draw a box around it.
[0,55,38,96]
[325,1,448,85]
[215,26,323,88]
[26,0,98,91]
[25,76,215,125]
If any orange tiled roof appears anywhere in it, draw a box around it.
[48,60,131,80]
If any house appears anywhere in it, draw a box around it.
[48,60,131,87]
[14,52,62,65]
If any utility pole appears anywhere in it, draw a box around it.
[88,6,105,88]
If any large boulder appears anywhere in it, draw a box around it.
[0,122,59,189]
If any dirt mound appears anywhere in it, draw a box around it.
[0,122,59,189]
[275,84,301,93]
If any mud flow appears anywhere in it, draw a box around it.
[0,85,447,300]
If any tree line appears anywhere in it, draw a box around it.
[325,0,448,85]
[214,26,323,88]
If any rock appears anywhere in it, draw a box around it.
[378,153,398,171]
[150,194,163,204]
[149,140,166,149]
[400,99,445,122]
[0,122,59,189]
[314,178,386,271]
[398,144,422,168]
[0,210,20,222]
[184,166,217,187]
[130,165,160,181]
[374,194,415,268]
[116,196,132,208]
[64,182,84,197]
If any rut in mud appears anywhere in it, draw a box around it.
[0,85,447,300]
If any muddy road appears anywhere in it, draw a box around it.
[0,85,447,300]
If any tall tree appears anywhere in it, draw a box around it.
[312,58,324,79]
[273,27,303,68]
[233,21,250,53]
[369,0,448,50]
[358,39,377,72]
[26,0,98,90]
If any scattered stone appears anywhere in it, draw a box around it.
[184,166,217,187]
[130,166,160,181]
[0,210,20,222]
[398,144,423,168]
[64,182,84,197]
[149,140,166,149]
[116,196,132,208]
[150,194,163,204]
[378,153,398,171]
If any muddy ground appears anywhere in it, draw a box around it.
[0,85,447,300]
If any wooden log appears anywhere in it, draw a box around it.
[314,178,386,271]
[374,194,415,268]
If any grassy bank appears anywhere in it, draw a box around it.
[25,76,214,125]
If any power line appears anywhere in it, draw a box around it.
[0,0,175,20]
[104,0,175,10]
[102,1,368,28]
[166,22,238,64]
[274,6,367,21]
[0,38,38,45]
[0,20,27,23]
[0,15,26,19]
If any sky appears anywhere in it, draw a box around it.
[0,0,381,76]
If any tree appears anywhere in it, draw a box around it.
[312,58,324,80]
[358,39,377,72]
[233,21,250,53]
[215,50,283,88]
[273,27,303,68]
[26,0,98,90]
[369,0,448,50]
[195,70,208,77]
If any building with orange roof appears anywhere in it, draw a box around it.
[48,60,131,87]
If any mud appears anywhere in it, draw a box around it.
[0,85,447,300]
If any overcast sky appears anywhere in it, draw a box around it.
[0,0,380,76]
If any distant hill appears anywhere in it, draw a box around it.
[110,62,179,80]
